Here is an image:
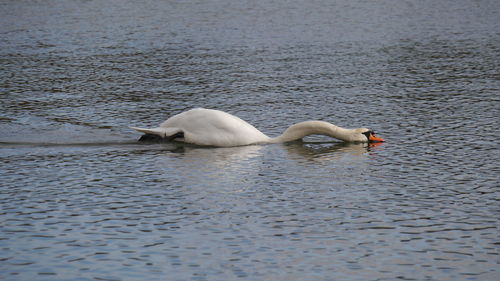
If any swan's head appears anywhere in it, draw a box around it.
[360,129,385,143]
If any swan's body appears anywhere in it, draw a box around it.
[131,108,384,147]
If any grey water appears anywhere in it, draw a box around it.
[1,0,499,280]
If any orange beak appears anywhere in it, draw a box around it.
[369,133,385,143]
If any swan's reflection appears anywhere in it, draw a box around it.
[156,140,383,163]
[156,144,265,193]
[155,140,383,169]
[166,144,264,166]
[283,141,383,161]
[149,141,384,193]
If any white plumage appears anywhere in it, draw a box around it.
[130,108,384,147]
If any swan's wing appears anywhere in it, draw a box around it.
[133,108,270,146]
[160,109,270,146]
[130,126,182,138]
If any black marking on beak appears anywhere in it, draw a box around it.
[362,130,372,141]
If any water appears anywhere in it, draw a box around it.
[1,0,499,280]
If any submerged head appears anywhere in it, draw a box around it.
[360,129,385,143]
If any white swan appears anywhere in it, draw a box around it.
[130,108,384,147]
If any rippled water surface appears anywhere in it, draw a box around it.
[1,0,499,280]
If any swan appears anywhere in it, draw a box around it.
[130,108,384,147]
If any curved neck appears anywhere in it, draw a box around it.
[270,121,359,143]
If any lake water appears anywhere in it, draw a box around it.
[1,0,499,280]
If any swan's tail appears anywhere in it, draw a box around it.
[130,126,182,138]
[130,126,163,136]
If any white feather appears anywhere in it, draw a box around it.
[131,108,377,147]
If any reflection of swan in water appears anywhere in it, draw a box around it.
[154,140,383,167]
[157,144,265,193]
[282,141,384,161]
[149,141,383,193]
[167,144,264,165]
[131,108,384,147]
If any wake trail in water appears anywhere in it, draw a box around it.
[0,140,140,148]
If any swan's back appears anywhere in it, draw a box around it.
[160,108,270,146]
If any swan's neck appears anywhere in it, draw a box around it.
[270,121,362,143]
